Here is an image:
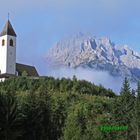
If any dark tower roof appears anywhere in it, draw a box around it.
[0,20,17,37]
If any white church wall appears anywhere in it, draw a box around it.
[0,78,6,82]
[7,35,16,74]
[0,35,16,74]
[0,35,8,74]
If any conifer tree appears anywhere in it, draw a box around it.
[0,92,21,140]
[116,77,135,139]
[135,81,140,140]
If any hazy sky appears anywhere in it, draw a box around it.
[0,0,140,75]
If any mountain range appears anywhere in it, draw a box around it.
[46,34,140,82]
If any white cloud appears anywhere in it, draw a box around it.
[47,67,137,94]
[47,67,133,94]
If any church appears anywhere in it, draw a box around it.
[0,20,39,81]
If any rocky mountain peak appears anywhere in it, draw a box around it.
[46,34,140,82]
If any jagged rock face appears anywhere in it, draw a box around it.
[46,34,140,82]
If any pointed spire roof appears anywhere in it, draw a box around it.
[0,20,16,37]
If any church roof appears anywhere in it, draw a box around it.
[0,20,17,37]
[16,63,39,77]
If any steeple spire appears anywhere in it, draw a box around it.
[0,20,17,37]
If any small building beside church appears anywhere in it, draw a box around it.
[0,20,39,81]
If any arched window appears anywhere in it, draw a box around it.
[2,39,5,46]
[10,39,14,46]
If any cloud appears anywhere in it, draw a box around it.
[47,67,136,94]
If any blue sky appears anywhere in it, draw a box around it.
[0,0,140,75]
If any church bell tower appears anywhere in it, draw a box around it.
[0,20,16,75]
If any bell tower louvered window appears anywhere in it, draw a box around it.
[10,39,13,46]
[2,39,5,46]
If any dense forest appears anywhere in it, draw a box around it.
[0,74,139,140]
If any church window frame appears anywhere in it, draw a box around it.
[10,39,14,47]
[2,39,5,46]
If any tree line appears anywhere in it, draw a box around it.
[0,75,139,140]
